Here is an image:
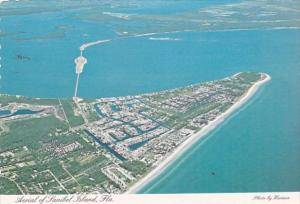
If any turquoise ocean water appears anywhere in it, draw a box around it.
[1,1,299,193]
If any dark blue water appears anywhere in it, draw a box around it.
[110,104,121,112]
[139,30,300,193]
[94,104,106,117]
[1,0,299,193]
[0,109,43,118]
[84,129,126,161]
[0,110,11,116]
[128,139,150,151]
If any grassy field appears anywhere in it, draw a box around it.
[237,72,262,84]
[86,109,99,122]
[0,116,68,151]
[60,99,84,127]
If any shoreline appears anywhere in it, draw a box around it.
[126,73,271,194]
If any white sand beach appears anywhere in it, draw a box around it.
[126,73,271,193]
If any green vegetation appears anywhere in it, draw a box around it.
[166,102,220,129]
[0,94,59,107]
[0,116,68,151]
[60,99,84,127]
[120,160,148,177]
[47,161,70,181]
[236,72,262,84]
[86,108,99,122]
[0,128,111,194]
[0,72,266,194]
[64,154,107,176]
[0,177,21,194]
[76,170,108,191]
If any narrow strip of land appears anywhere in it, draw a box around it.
[126,73,271,193]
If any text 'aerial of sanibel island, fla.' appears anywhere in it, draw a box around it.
[0,0,299,195]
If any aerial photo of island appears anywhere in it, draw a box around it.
[0,0,299,195]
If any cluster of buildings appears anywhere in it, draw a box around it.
[101,164,135,190]
[0,73,257,194]
[41,141,83,159]
[78,74,250,176]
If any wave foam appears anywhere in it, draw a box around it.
[148,37,182,41]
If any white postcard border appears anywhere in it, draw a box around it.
[0,192,299,204]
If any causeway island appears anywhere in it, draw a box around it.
[0,72,270,194]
